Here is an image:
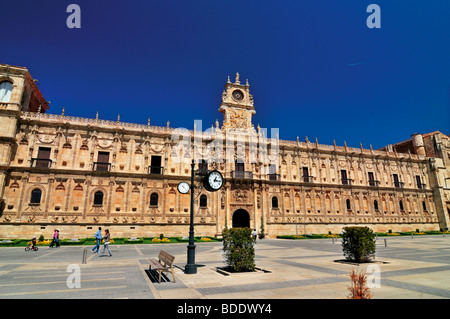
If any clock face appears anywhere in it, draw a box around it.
[207,170,223,191]
[232,90,244,101]
[177,182,190,194]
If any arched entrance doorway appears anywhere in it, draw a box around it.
[232,209,250,228]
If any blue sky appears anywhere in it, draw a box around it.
[1,0,449,149]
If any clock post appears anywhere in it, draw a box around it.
[182,160,223,275]
[185,159,197,274]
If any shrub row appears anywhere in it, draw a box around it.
[277,230,449,240]
[277,233,340,239]
[0,236,222,246]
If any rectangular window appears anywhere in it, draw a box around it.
[97,151,109,163]
[368,172,376,186]
[235,160,244,171]
[302,167,310,183]
[416,175,423,189]
[198,160,208,173]
[268,164,278,181]
[96,152,110,172]
[341,170,349,185]
[150,155,162,174]
[233,160,246,179]
[0,81,12,103]
[393,174,402,188]
[30,189,42,204]
[269,164,277,175]
[36,147,51,168]
[37,147,51,159]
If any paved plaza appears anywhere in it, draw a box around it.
[0,235,449,299]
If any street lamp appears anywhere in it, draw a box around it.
[180,159,224,275]
[185,159,197,274]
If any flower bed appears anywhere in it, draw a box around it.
[277,235,304,240]
[37,240,52,245]
[277,233,339,239]
[151,237,171,243]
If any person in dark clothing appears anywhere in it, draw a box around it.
[49,229,59,248]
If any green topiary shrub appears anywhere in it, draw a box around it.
[222,227,255,272]
[259,216,265,239]
[341,226,376,263]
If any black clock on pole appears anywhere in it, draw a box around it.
[203,170,223,192]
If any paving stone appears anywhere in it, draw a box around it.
[0,237,449,299]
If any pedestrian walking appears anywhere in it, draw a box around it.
[55,230,60,247]
[49,229,59,248]
[99,229,112,257]
[91,227,102,253]
[252,229,257,243]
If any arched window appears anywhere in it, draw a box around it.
[200,194,207,207]
[272,196,278,208]
[0,81,12,103]
[422,201,427,211]
[30,189,42,204]
[374,200,379,211]
[399,200,404,211]
[346,199,351,210]
[150,193,159,206]
[94,191,104,206]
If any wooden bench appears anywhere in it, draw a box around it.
[148,250,176,283]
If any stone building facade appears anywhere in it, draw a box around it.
[0,64,449,239]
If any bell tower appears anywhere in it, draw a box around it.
[219,73,255,132]
[0,64,49,213]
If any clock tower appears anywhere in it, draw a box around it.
[219,73,255,132]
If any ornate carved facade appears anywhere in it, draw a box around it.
[0,64,449,238]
